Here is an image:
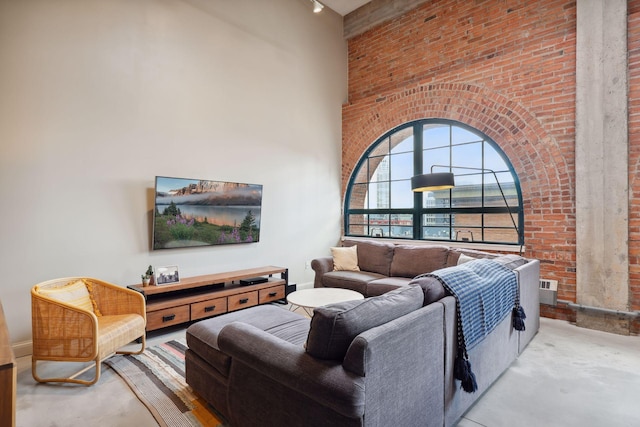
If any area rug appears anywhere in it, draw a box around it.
[105,339,228,427]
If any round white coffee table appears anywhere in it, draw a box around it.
[287,288,364,316]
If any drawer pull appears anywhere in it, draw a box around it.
[204,305,216,312]
[162,314,176,322]
[268,292,277,297]
[239,298,249,304]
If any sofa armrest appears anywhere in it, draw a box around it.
[515,259,540,352]
[218,321,365,419]
[343,302,446,427]
[311,257,334,288]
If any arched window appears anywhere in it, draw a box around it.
[344,119,524,247]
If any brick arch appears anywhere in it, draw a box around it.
[342,82,575,257]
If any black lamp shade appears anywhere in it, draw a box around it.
[411,172,455,192]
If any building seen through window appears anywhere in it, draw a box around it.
[344,119,523,246]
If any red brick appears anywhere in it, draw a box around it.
[343,0,640,324]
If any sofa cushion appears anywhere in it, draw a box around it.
[187,305,310,377]
[408,276,447,305]
[322,270,385,295]
[366,277,412,297]
[343,239,394,276]
[446,250,462,266]
[390,245,451,278]
[452,247,497,260]
[493,254,528,269]
[331,246,360,271]
[305,285,424,361]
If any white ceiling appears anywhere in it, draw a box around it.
[321,0,371,16]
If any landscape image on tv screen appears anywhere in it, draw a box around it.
[153,176,262,250]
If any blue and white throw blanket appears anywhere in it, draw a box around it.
[417,258,524,393]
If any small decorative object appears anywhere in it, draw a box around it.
[155,265,180,286]
[146,265,155,286]
[141,265,154,286]
[141,274,150,287]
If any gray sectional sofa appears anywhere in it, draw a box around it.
[184,239,540,427]
[312,238,513,297]
[186,287,446,426]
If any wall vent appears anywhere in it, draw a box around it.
[539,278,558,291]
[539,278,558,305]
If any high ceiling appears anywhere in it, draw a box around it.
[321,0,371,16]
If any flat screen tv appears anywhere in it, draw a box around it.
[152,176,262,250]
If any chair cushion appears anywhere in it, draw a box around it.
[305,285,424,361]
[98,314,145,359]
[37,279,96,314]
[331,246,360,271]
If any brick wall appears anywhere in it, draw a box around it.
[342,0,582,322]
[344,0,640,330]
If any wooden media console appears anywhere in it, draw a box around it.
[129,266,288,332]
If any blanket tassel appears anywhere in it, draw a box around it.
[513,306,526,331]
[454,351,478,393]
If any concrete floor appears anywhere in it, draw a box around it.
[15,317,640,427]
[457,317,640,427]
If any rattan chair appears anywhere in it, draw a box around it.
[31,277,146,385]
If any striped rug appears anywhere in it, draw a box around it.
[105,339,228,427]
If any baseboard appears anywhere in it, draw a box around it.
[13,340,32,358]
[296,281,313,290]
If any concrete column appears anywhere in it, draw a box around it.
[575,0,629,333]
[344,0,430,39]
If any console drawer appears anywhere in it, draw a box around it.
[147,305,190,330]
[259,285,284,304]
[191,297,228,320]
[228,291,258,311]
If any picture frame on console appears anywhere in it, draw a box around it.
[155,265,180,286]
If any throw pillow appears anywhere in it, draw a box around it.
[81,279,103,316]
[305,285,424,360]
[37,279,95,313]
[457,253,476,265]
[331,245,360,271]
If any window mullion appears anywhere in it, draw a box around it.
[413,123,423,239]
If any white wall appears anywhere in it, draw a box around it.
[0,0,346,347]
